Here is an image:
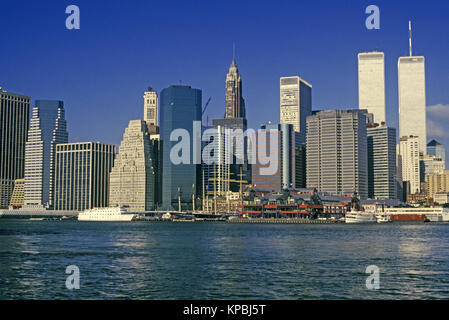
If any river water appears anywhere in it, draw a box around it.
[1,220,448,299]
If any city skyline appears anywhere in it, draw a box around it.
[1,1,449,164]
[2,1,449,303]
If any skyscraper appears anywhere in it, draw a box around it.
[54,142,116,211]
[0,88,30,209]
[23,100,68,209]
[143,87,158,126]
[358,52,386,124]
[420,154,445,182]
[147,123,162,207]
[399,135,421,194]
[280,76,312,136]
[202,125,231,196]
[109,120,156,212]
[306,110,368,199]
[212,54,252,192]
[252,123,300,192]
[398,21,427,153]
[9,179,25,209]
[225,57,245,119]
[367,124,397,199]
[427,170,449,200]
[161,85,202,210]
[211,117,251,190]
[427,140,445,167]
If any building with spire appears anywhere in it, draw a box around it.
[211,50,252,193]
[225,53,246,119]
[398,21,427,153]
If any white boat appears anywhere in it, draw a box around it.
[161,213,172,220]
[78,207,136,222]
[375,214,392,223]
[345,210,377,223]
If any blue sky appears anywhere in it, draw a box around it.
[1,0,448,161]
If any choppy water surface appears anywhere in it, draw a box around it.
[1,220,449,299]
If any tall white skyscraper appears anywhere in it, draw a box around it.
[23,100,68,209]
[398,21,427,153]
[143,87,158,126]
[399,135,421,194]
[280,76,312,136]
[109,120,156,212]
[358,52,386,124]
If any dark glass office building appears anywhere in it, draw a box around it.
[161,85,202,210]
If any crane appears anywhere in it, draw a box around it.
[202,97,212,116]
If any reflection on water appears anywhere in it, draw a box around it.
[0,221,449,299]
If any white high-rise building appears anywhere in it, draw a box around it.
[399,135,421,194]
[143,87,158,126]
[202,125,231,197]
[23,100,68,209]
[109,120,156,212]
[398,21,427,153]
[358,52,386,124]
[280,76,312,136]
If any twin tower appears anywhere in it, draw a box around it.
[358,22,426,153]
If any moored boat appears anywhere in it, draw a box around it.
[78,207,136,222]
[345,210,377,223]
[375,214,392,223]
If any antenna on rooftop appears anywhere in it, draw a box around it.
[409,20,413,57]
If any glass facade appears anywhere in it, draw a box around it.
[0,90,30,208]
[427,140,446,168]
[161,85,202,210]
[23,100,68,209]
